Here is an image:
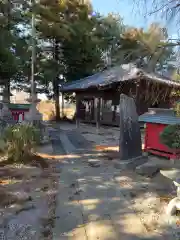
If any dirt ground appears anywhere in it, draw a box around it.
[60,122,180,238]
[1,121,179,239]
[0,144,60,240]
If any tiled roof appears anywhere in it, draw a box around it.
[8,104,31,110]
[61,63,180,92]
[139,108,180,125]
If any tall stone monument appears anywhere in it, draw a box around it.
[0,88,15,124]
[115,94,147,169]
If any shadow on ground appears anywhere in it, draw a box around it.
[51,134,178,240]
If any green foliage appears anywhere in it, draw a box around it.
[174,102,180,117]
[120,23,174,71]
[0,0,32,82]
[171,90,180,98]
[3,124,40,162]
[172,71,180,81]
[0,0,178,105]
[160,124,180,150]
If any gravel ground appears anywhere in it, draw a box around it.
[60,122,180,239]
[114,170,180,239]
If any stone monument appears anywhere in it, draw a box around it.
[0,88,15,125]
[114,94,147,169]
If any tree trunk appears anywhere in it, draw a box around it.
[7,0,11,102]
[53,39,60,121]
[148,47,164,72]
[6,80,10,102]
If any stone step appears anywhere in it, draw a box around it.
[114,156,148,170]
[135,162,160,178]
[66,130,93,150]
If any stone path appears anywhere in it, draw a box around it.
[52,127,151,240]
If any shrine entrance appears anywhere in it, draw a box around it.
[79,98,95,122]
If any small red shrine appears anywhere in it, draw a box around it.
[8,104,31,122]
[139,108,180,160]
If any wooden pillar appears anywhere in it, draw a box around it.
[75,94,80,128]
[95,97,101,132]
[61,92,64,119]
[135,79,141,115]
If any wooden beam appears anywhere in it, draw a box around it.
[75,94,80,128]
[95,97,101,132]
[135,79,141,115]
[61,92,64,119]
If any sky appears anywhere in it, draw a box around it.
[91,0,178,38]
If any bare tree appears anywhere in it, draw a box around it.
[129,0,180,74]
[133,0,180,21]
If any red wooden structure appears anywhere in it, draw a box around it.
[139,108,180,160]
[11,110,26,121]
[8,104,30,122]
[144,123,180,160]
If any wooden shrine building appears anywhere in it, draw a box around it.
[60,63,180,127]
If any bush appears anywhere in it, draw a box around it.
[3,124,40,162]
[174,102,180,117]
[160,124,180,150]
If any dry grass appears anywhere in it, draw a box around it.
[0,145,60,238]
[0,154,49,169]
[37,101,56,121]
[37,100,75,121]
[0,154,50,208]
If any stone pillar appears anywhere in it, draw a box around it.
[95,97,101,133]
[114,94,147,170]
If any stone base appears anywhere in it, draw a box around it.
[136,163,160,178]
[24,103,42,122]
[40,136,50,145]
[114,156,148,170]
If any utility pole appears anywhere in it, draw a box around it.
[31,0,36,106]
[6,0,11,102]
[25,0,42,123]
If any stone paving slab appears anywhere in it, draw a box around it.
[53,174,86,239]
[66,130,93,150]
[52,130,87,239]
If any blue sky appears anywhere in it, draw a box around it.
[92,0,177,38]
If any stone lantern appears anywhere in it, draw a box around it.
[0,88,13,122]
[24,85,49,144]
[24,83,42,123]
